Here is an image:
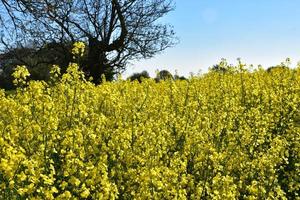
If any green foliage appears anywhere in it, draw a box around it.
[127,70,150,83]
[174,74,187,80]
[210,58,236,73]
[155,70,174,82]
[0,42,74,89]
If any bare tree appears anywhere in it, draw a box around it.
[0,0,176,83]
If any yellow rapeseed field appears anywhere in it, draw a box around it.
[0,43,299,199]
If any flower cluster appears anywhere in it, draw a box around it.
[49,64,61,83]
[71,41,85,58]
[0,43,299,199]
[12,65,30,86]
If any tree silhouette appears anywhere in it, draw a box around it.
[0,0,176,84]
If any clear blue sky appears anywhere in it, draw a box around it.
[125,0,300,78]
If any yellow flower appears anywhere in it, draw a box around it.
[72,41,85,57]
[17,188,28,196]
[9,180,15,189]
[69,176,81,187]
[81,188,90,198]
[60,181,68,190]
[17,171,27,181]
[50,64,61,81]
[0,58,299,199]
[12,65,30,86]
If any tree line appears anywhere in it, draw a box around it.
[0,41,187,89]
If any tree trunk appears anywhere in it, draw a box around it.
[87,37,114,84]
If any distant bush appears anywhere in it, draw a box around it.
[155,70,174,82]
[267,65,289,73]
[0,42,74,89]
[174,74,187,80]
[127,70,150,83]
